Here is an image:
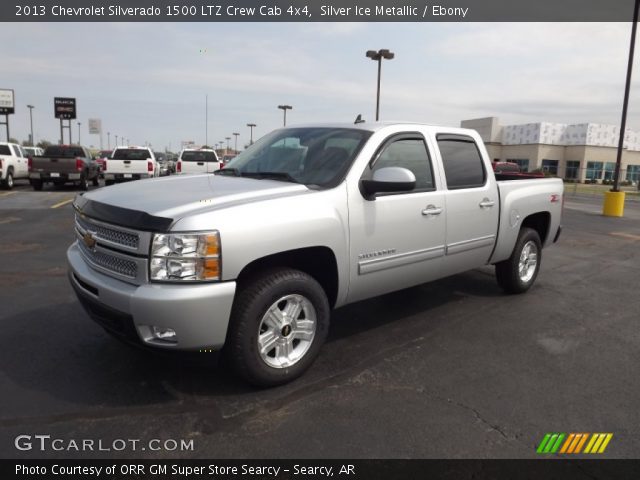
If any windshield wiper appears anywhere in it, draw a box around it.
[239,171,300,183]
[214,168,241,176]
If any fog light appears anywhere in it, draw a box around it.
[151,326,177,343]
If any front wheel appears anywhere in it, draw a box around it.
[79,174,89,191]
[92,175,99,186]
[225,268,330,387]
[2,171,13,190]
[495,227,542,294]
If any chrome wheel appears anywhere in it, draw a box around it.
[257,294,317,369]
[518,240,538,283]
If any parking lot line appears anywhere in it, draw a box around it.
[610,231,640,241]
[0,216,20,225]
[50,198,74,209]
[0,191,16,197]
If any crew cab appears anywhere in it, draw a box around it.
[68,123,563,386]
[0,142,29,189]
[103,146,158,186]
[29,145,99,191]
[176,148,221,174]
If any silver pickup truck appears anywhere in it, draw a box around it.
[68,123,563,386]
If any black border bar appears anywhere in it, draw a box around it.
[2,0,638,22]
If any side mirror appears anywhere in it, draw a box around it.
[360,167,416,200]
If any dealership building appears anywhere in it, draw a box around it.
[461,117,640,184]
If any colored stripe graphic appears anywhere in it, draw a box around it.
[538,433,613,454]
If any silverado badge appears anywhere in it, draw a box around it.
[83,231,97,250]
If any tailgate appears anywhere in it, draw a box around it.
[107,159,149,174]
[31,157,78,174]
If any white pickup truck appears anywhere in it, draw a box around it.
[68,123,563,386]
[0,142,29,189]
[177,148,222,174]
[103,146,158,186]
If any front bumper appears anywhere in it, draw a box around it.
[104,173,153,181]
[67,242,236,350]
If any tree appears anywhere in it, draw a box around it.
[37,139,52,149]
[8,137,19,144]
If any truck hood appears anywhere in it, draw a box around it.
[74,174,310,230]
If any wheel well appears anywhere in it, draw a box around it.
[236,247,339,307]
[522,212,550,244]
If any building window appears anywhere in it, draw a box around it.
[506,158,529,172]
[627,164,640,183]
[586,161,603,181]
[603,162,616,181]
[565,161,580,179]
[542,159,559,176]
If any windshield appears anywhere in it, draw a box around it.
[223,127,372,187]
[181,150,217,162]
[112,148,151,160]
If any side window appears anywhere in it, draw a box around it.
[437,134,486,189]
[372,137,435,191]
[11,145,23,157]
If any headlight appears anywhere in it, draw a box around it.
[150,232,220,282]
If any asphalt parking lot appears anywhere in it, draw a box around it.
[0,179,639,459]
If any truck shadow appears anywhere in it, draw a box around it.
[0,268,503,425]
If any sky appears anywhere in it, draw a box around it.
[0,22,639,152]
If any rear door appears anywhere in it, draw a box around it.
[434,132,499,273]
[11,144,28,178]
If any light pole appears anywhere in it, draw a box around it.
[107,132,110,149]
[225,136,231,151]
[27,105,35,146]
[278,105,292,126]
[77,121,81,145]
[233,132,240,153]
[247,123,256,144]
[366,49,395,121]
[115,135,119,146]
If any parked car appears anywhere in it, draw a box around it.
[0,142,29,189]
[68,123,563,386]
[23,146,45,158]
[154,152,171,176]
[176,148,221,174]
[94,150,112,177]
[29,145,100,191]
[103,146,159,186]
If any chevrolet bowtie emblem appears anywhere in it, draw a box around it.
[83,231,97,250]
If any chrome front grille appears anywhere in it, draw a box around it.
[75,214,139,250]
[77,239,138,278]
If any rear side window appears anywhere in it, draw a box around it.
[43,146,85,157]
[436,134,486,189]
[0,145,11,155]
[112,149,151,160]
[181,151,218,162]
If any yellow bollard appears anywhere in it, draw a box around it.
[602,191,626,217]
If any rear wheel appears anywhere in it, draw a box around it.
[105,179,114,186]
[495,227,542,294]
[2,171,14,190]
[31,179,43,191]
[79,174,89,191]
[225,268,330,387]
[92,175,99,186]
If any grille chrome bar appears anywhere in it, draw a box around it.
[74,214,152,256]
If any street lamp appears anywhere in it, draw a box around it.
[26,105,35,146]
[233,132,240,153]
[115,135,119,146]
[365,49,395,121]
[225,136,231,151]
[247,123,256,144]
[278,105,292,126]
[107,132,111,149]
[77,121,81,145]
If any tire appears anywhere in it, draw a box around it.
[31,179,43,191]
[225,268,330,387]
[79,174,89,191]
[2,170,14,190]
[495,227,542,294]
[92,175,99,187]
[105,180,114,186]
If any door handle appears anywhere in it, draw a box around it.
[479,198,495,208]
[422,205,443,216]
